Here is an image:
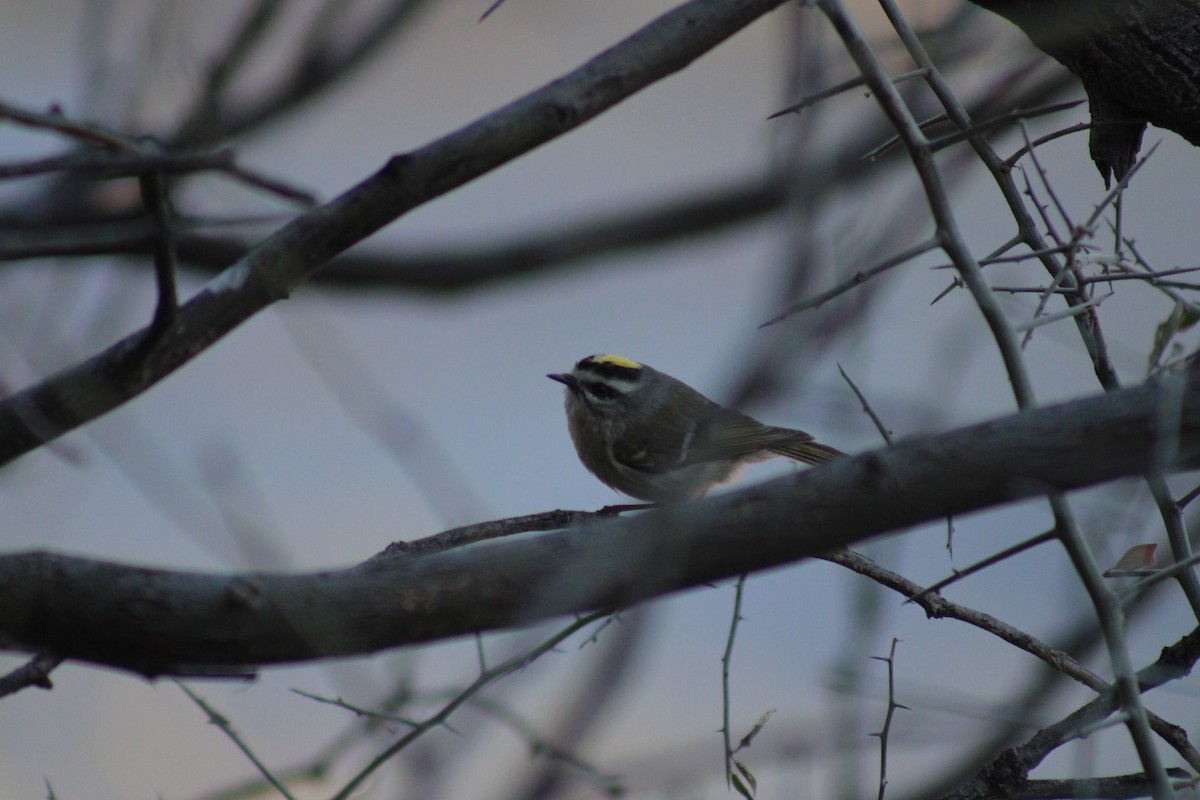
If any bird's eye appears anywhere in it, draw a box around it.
[585,382,619,400]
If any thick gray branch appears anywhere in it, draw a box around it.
[0,0,791,468]
[1,366,1197,677]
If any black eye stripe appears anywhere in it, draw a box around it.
[582,380,620,400]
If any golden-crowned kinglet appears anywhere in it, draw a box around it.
[548,354,843,502]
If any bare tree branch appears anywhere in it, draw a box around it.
[823,549,1200,772]
[0,0,793,468]
[0,654,63,699]
[941,626,1200,799]
[0,365,1196,677]
[172,0,435,146]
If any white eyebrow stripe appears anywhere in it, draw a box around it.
[579,376,639,394]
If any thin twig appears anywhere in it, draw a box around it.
[461,694,623,792]
[721,574,748,790]
[768,67,929,118]
[367,508,612,561]
[761,236,939,326]
[990,266,1200,295]
[929,240,1081,272]
[977,241,1076,266]
[821,549,1200,770]
[196,681,417,800]
[578,609,626,649]
[0,139,314,206]
[1019,121,1074,237]
[929,235,1023,305]
[138,163,179,344]
[1002,122,1091,169]
[0,654,63,699]
[926,99,1085,154]
[865,98,1083,164]
[1018,162,1067,255]
[1118,550,1200,606]
[175,0,434,144]
[1013,292,1111,333]
[331,611,611,800]
[174,0,285,138]
[291,689,421,729]
[479,0,508,21]
[176,680,297,800]
[1120,238,1200,315]
[837,363,893,445]
[0,98,140,150]
[1179,483,1200,510]
[824,550,1107,689]
[870,638,907,800]
[1146,470,1200,621]
[1015,122,1086,347]
[0,97,312,204]
[1082,140,1160,235]
[0,148,234,179]
[221,163,317,205]
[905,529,1057,605]
[862,111,952,162]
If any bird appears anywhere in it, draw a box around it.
[548,354,843,502]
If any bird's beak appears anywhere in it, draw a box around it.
[547,373,577,390]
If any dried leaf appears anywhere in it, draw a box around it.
[1148,303,1200,374]
[735,709,776,752]
[1104,543,1158,576]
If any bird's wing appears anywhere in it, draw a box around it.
[610,412,696,474]
[686,406,814,463]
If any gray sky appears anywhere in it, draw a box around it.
[1,1,1198,797]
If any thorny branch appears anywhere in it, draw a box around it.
[812,1,1183,793]
[2,2,1199,798]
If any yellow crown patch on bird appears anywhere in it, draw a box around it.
[591,354,641,369]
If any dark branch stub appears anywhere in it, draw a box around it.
[968,0,1200,185]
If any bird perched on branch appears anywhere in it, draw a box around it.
[548,354,843,502]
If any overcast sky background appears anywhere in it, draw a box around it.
[1,1,1199,798]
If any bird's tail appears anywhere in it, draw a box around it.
[770,439,845,465]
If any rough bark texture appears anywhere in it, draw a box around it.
[0,364,1197,677]
[971,0,1200,184]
